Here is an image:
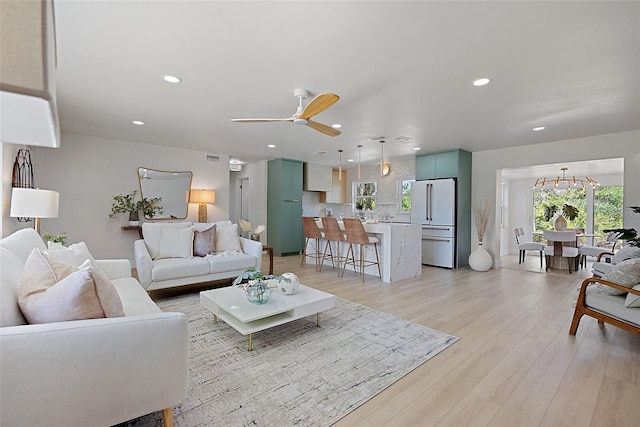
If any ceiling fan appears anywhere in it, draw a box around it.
[230,89,341,137]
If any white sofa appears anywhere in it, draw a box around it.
[134,221,263,291]
[0,228,188,427]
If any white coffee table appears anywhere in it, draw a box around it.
[200,284,335,351]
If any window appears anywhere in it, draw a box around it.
[398,178,413,211]
[353,180,377,211]
[534,188,586,231]
[533,185,623,245]
[593,186,624,237]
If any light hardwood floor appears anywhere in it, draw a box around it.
[267,253,639,427]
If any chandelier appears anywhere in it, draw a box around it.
[533,167,599,189]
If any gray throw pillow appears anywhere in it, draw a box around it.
[193,224,216,257]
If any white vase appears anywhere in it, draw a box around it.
[469,243,492,271]
[554,215,567,231]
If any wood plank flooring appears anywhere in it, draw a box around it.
[268,253,639,427]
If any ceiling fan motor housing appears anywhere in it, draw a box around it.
[293,88,309,99]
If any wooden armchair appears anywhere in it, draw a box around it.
[570,277,640,336]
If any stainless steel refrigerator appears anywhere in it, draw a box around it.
[410,178,457,268]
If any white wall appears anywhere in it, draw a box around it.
[25,132,232,262]
[473,130,640,267]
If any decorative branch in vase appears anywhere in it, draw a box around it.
[469,197,492,271]
[473,197,491,245]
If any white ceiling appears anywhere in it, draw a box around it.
[53,1,639,168]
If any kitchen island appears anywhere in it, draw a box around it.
[306,220,422,283]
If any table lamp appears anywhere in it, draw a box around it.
[10,188,60,234]
[189,189,215,223]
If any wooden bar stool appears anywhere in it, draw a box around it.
[341,218,381,283]
[320,217,346,274]
[301,216,324,271]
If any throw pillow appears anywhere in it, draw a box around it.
[215,223,242,252]
[45,241,96,267]
[612,246,640,265]
[18,249,124,324]
[156,226,194,259]
[193,224,216,257]
[597,258,640,296]
[625,284,640,308]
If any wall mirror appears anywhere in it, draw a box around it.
[138,167,193,220]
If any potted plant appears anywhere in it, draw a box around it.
[42,232,67,245]
[233,268,283,305]
[604,206,640,248]
[543,203,579,230]
[109,190,163,225]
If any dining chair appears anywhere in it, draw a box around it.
[319,217,346,275]
[513,227,545,267]
[577,231,622,268]
[341,218,381,283]
[543,230,580,273]
[300,216,324,271]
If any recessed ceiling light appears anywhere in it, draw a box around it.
[533,126,546,131]
[132,120,145,126]
[472,78,491,86]
[347,159,354,162]
[332,124,342,129]
[268,144,276,148]
[412,147,421,151]
[162,75,182,83]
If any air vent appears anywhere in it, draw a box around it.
[206,154,220,163]
[229,163,242,172]
[368,136,386,141]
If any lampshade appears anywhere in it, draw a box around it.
[10,188,60,234]
[190,189,216,204]
[190,189,215,223]
[10,188,59,218]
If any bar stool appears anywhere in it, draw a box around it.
[301,216,324,271]
[320,217,346,274]
[341,218,381,283]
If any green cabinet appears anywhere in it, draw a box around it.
[415,149,461,180]
[415,149,472,268]
[267,158,304,256]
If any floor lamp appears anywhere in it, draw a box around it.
[10,188,60,234]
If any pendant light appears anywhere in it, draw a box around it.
[357,144,363,179]
[338,149,343,181]
[380,140,385,176]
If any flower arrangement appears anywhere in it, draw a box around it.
[109,190,163,219]
[238,219,266,239]
[473,197,491,244]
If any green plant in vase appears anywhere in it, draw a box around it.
[544,203,578,230]
[109,190,163,224]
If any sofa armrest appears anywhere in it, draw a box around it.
[95,259,132,280]
[134,239,153,288]
[0,312,188,427]
[240,237,263,272]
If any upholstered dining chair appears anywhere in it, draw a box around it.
[543,229,580,273]
[341,218,381,283]
[578,231,622,268]
[301,216,324,271]
[320,217,346,275]
[513,227,545,267]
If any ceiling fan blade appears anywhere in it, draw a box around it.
[230,117,294,123]
[307,120,341,137]
[299,93,339,119]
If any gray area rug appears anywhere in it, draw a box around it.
[123,292,458,427]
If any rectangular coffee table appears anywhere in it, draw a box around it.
[200,284,335,351]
